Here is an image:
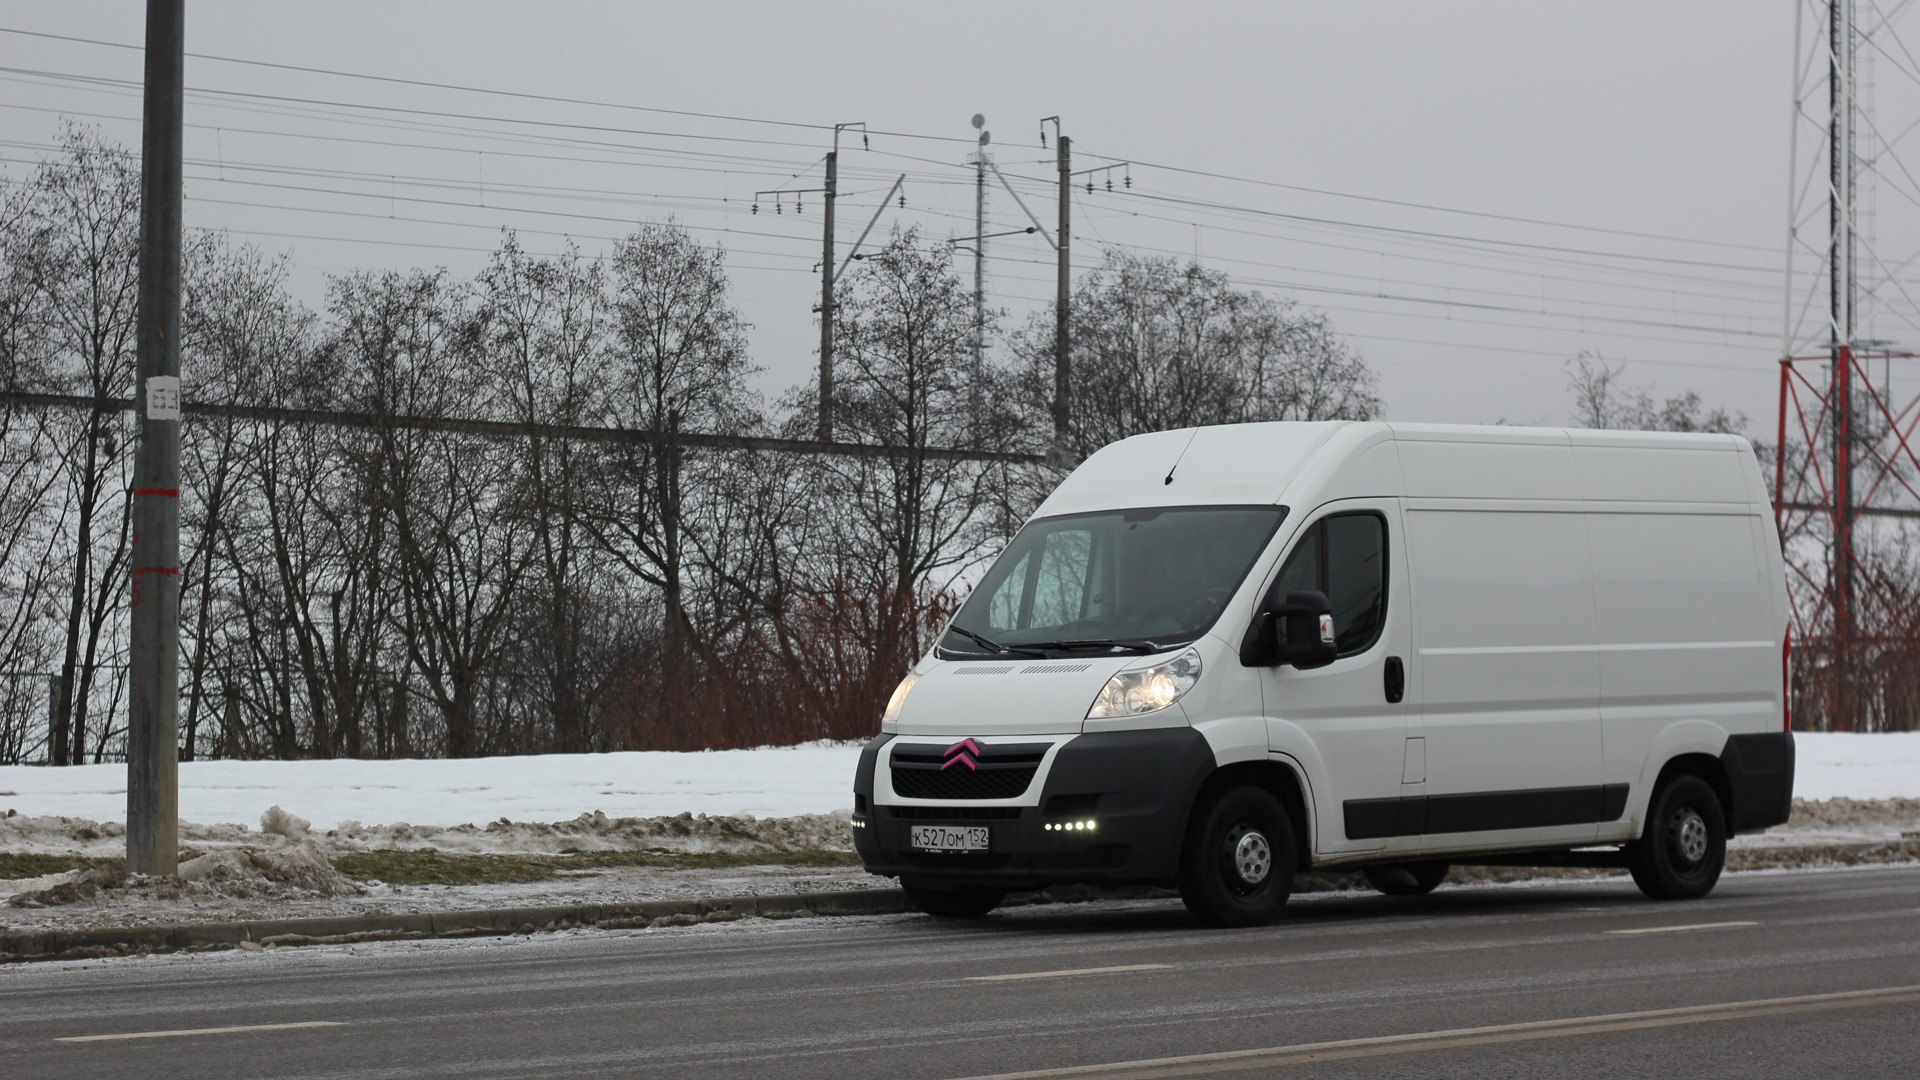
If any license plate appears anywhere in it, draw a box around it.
[910,825,990,852]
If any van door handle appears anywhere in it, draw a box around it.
[1384,656,1405,704]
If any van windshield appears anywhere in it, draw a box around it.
[942,506,1288,658]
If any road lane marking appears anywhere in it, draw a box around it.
[967,964,1171,983]
[57,1021,344,1043]
[1606,920,1760,935]
[945,984,1920,1078]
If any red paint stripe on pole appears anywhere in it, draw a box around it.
[132,566,180,576]
[132,488,179,497]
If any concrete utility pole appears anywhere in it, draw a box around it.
[817,148,837,442]
[128,0,184,876]
[812,123,866,441]
[971,115,989,393]
[1829,0,1858,729]
[1053,132,1072,461]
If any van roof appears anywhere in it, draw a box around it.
[1032,421,1758,519]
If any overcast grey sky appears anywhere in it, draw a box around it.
[5,2,1906,431]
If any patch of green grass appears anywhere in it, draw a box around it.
[329,850,561,886]
[329,848,862,886]
[0,852,119,879]
[562,849,862,871]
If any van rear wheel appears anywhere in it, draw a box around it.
[1178,785,1296,927]
[902,882,1005,918]
[1362,861,1450,897]
[1628,774,1727,900]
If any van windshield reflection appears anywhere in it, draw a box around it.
[941,506,1288,659]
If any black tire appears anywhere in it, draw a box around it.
[1178,784,1296,927]
[1628,773,1727,900]
[902,882,1005,918]
[1362,861,1450,897]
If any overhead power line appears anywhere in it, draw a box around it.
[0,25,1031,150]
[0,22,1791,260]
[1070,143,1782,255]
[0,390,1046,465]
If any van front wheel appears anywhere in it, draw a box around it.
[1628,774,1727,900]
[1178,785,1296,927]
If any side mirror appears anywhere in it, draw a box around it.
[1239,589,1337,669]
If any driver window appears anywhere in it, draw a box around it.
[1029,529,1094,629]
[986,551,1032,631]
[1268,512,1387,656]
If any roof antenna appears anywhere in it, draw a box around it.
[1163,429,1200,486]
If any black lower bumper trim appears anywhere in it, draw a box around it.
[1721,731,1795,833]
[853,727,1215,889]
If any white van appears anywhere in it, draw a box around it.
[851,421,1794,925]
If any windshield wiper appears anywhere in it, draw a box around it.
[944,626,1046,658]
[1016,638,1170,655]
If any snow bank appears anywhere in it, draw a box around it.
[1791,733,1920,801]
[0,742,861,830]
[0,733,1914,834]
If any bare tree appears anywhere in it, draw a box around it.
[591,222,757,744]
[9,126,141,763]
[178,236,313,758]
[330,269,525,757]
[1019,249,1381,461]
[1566,352,1747,434]
[776,229,1000,732]
[0,167,65,760]
[476,234,609,752]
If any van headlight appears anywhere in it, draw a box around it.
[1087,648,1202,718]
[881,671,919,729]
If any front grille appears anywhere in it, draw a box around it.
[892,764,1037,800]
[890,742,1049,800]
[886,805,1023,821]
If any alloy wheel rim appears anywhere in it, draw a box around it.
[1226,826,1272,887]
[1672,807,1709,865]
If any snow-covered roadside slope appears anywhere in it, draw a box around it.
[1791,732,1920,800]
[0,742,862,830]
[0,733,1915,833]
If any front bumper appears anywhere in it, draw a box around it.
[852,727,1215,890]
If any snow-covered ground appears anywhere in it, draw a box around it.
[0,733,1914,833]
[1791,733,1920,800]
[0,742,861,830]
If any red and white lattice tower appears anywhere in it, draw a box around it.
[1780,1,1920,730]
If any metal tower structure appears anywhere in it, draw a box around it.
[1780,0,1920,731]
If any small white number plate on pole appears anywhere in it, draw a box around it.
[145,376,181,421]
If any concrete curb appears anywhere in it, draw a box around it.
[0,888,908,964]
[4,840,1914,964]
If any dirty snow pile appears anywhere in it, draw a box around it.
[7,807,358,913]
[0,803,858,860]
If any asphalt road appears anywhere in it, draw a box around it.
[4,865,1918,1079]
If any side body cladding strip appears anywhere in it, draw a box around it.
[1344,784,1631,841]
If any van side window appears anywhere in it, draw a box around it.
[1269,512,1387,657]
